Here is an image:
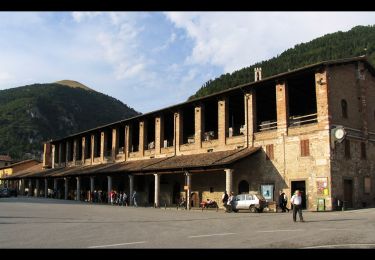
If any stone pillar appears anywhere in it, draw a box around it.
[28,179,33,196]
[139,121,145,156]
[76,177,80,201]
[107,176,112,204]
[90,176,94,193]
[35,179,39,197]
[64,178,69,200]
[81,137,86,164]
[112,128,119,161]
[155,116,164,155]
[276,81,289,134]
[53,179,57,191]
[91,134,95,164]
[185,172,192,210]
[44,178,48,198]
[43,143,52,168]
[73,139,78,164]
[129,175,134,206]
[100,131,106,162]
[225,168,233,195]
[244,91,256,147]
[154,173,160,207]
[174,111,182,154]
[315,69,330,129]
[125,125,130,160]
[195,104,204,149]
[218,98,228,145]
[52,144,56,168]
[58,143,63,165]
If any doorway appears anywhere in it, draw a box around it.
[173,182,181,205]
[148,181,154,206]
[343,179,353,208]
[291,180,306,209]
[238,180,249,194]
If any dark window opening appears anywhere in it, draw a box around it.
[85,137,90,159]
[163,111,174,148]
[288,73,317,126]
[54,144,59,163]
[136,175,146,192]
[104,129,112,157]
[341,99,348,119]
[118,125,125,154]
[146,117,155,150]
[61,142,66,162]
[300,139,310,157]
[77,138,82,161]
[344,139,351,159]
[266,144,274,160]
[182,105,195,144]
[67,140,74,162]
[361,142,366,160]
[256,83,277,132]
[94,133,100,157]
[228,92,245,137]
[203,99,218,140]
[130,122,139,152]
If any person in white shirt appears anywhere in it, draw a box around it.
[290,190,304,222]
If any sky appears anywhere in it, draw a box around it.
[0,12,375,113]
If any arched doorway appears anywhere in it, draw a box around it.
[238,180,249,194]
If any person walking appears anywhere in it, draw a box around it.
[132,190,138,207]
[222,191,229,212]
[291,190,304,222]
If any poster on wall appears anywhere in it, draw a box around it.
[316,177,329,195]
[261,184,274,201]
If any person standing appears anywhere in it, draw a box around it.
[291,190,304,222]
[222,191,229,212]
[132,190,138,207]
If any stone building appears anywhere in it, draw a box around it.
[2,56,375,211]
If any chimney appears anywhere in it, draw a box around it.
[254,67,262,82]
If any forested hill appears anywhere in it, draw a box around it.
[0,81,140,160]
[190,25,375,100]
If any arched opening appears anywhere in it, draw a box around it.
[341,99,348,119]
[238,180,249,194]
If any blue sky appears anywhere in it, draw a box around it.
[1,12,375,113]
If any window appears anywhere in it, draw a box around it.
[266,144,274,160]
[361,142,366,160]
[344,140,351,159]
[364,177,371,194]
[300,139,310,157]
[341,99,348,119]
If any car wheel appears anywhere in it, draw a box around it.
[249,206,257,213]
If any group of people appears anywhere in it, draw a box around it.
[221,191,235,212]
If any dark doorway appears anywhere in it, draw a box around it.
[343,179,353,208]
[173,182,181,205]
[291,181,306,209]
[238,180,249,194]
[148,181,155,206]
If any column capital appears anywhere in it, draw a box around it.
[184,171,191,176]
[224,168,234,174]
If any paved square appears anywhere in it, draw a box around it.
[0,197,375,248]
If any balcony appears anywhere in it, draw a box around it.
[289,113,317,127]
[258,121,277,132]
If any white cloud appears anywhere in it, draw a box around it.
[72,12,102,23]
[165,12,375,73]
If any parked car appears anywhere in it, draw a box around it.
[231,193,266,213]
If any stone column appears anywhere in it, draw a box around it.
[21,179,25,196]
[112,128,119,161]
[155,116,164,156]
[35,179,39,197]
[76,177,81,201]
[58,143,63,166]
[28,179,33,197]
[43,143,52,168]
[129,175,134,206]
[195,104,204,149]
[154,173,160,207]
[100,131,106,162]
[66,141,70,163]
[44,178,48,198]
[64,178,69,200]
[125,125,130,161]
[91,134,95,164]
[53,179,57,191]
[185,172,192,210]
[73,139,78,165]
[218,98,228,145]
[225,168,233,195]
[52,144,56,168]
[244,90,256,147]
[315,70,330,129]
[174,111,182,155]
[82,137,86,164]
[107,176,112,204]
[90,176,94,193]
[139,121,145,156]
[276,81,289,135]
